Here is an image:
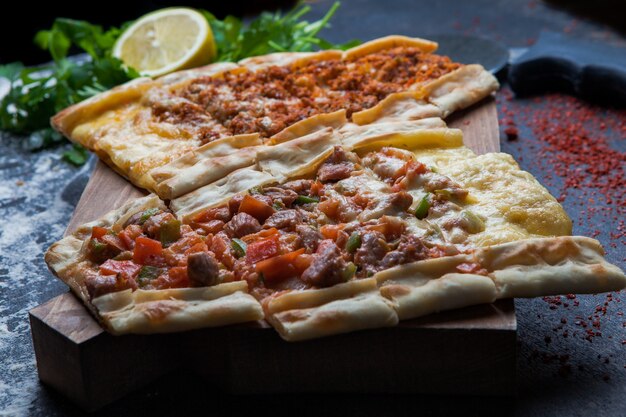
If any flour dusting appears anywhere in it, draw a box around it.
[0,138,89,416]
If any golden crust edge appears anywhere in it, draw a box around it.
[92,282,264,335]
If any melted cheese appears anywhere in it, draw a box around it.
[411,149,572,246]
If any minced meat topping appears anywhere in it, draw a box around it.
[155,47,461,143]
[84,146,486,301]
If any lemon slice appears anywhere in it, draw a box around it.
[113,8,216,77]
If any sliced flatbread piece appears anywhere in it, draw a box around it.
[51,35,499,198]
[171,168,276,222]
[45,194,263,333]
[151,134,262,199]
[264,278,399,342]
[94,282,263,334]
[376,236,626,320]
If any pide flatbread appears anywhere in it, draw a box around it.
[45,33,622,342]
[375,236,624,320]
[45,195,264,334]
[46,134,626,340]
[51,35,499,196]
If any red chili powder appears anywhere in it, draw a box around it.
[497,87,626,250]
[498,87,625,378]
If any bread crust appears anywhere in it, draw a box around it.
[50,36,499,198]
[45,194,263,333]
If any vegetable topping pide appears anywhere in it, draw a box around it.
[85,146,487,301]
[154,47,461,142]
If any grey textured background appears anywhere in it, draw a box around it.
[0,0,624,415]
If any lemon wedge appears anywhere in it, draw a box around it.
[112,8,216,77]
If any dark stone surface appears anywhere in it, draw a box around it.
[0,0,624,415]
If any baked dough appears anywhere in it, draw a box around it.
[376,236,626,321]
[51,35,499,197]
[45,195,264,332]
[264,278,399,341]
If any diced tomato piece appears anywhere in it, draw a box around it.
[193,206,230,223]
[118,230,134,250]
[91,226,108,239]
[351,193,370,209]
[133,236,163,264]
[167,267,189,288]
[320,224,345,240]
[293,253,313,274]
[393,160,428,191]
[167,233,205,255]
[99,260,141,281]
[317,199,340,219]
[242,227,278,244]
[152,266,189,290]
[247,234,280,264]
[185,242,208,255]
[210,232,236,269]
[255,248,305,282]
[238,194,275,222]
[310,180,324,196]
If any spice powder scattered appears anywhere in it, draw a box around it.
[498,87,626,253]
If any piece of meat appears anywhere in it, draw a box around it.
[224,213,262,238]
[317,146,359,182]
[195,219,225,235]
[195,206,232,223]
[85,273,132,299]
[318,163,353,182]
[264,209,301,230]
[296,224,323,253]
[380,235,430,268]
[282,179,313,194]
[228,194,245,215]
[187,252,220,286]
[262,187,298,207]
[354,231,389,274]
[300,239,347,287]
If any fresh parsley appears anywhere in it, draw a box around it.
[0,2,356,164]
[205,2,358,62]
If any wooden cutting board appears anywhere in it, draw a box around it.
[30,98,516,411]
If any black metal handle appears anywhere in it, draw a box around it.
[509,32,626,106]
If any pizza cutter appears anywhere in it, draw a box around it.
[431,31,626,106]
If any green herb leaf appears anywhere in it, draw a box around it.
[414,194,430,220]
[346,232,361,253]
[159,219,181,245]
[0,62,24,80]
[90,239,107,253]
[139,265,161,279]
[137,265,162,286]
[295,195,320,204]
[248,186,264,195]
[231,238,247,258]
[205,2,358,62]
[0,2,357,165]
[139,208,159,224]
[341,262,357,281]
